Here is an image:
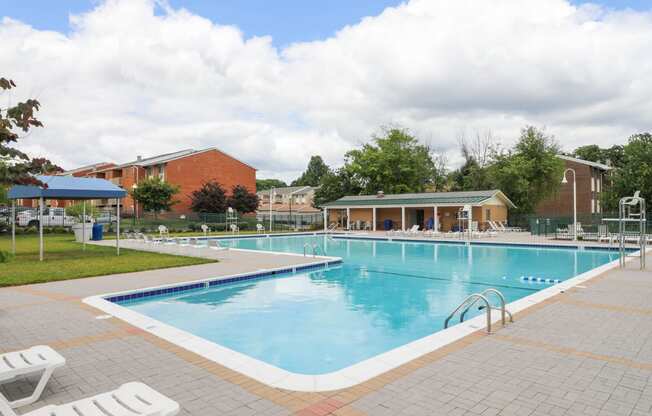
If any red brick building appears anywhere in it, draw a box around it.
[535,155,611,217]
[55,148,256,215]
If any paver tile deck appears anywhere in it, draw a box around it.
[1,239,651,415]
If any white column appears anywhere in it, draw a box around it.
[401,207,406,231]
[116,198,121,256]
[39,197,44,261]
[11,200,16,255]
[468,206,473,238]
[372,207,377,231]
[346,207,350,230]
[433,206,438,231]
[323,207,328,231]
[82,201,86,251]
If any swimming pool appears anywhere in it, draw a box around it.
[116,235,618,377]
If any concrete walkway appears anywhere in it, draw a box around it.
[1,245,651,415]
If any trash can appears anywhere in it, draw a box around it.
[383,219,393,231]
[91,223,103,241]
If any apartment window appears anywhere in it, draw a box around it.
[597,199,601,213]
[591,175,595,192]
[146,167,152,178]
[591,198,595,214]
[158,164,165,181]
[597,176,601,193]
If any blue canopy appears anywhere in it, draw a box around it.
[8,175,127,200]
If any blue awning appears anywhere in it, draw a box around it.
[7,175,127,200]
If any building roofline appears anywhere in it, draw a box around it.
[557,155,611,171]
[322,189,516,209]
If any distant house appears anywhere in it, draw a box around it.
[257,186,321,215]
[322,190,515,231]
[53,148,256,215]
[535,155,611,217]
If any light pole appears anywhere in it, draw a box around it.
[131,184,138,228]
[561,168,577,241]
[269,187,274,232]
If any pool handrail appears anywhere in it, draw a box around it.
[459,288,513,325]
[444,293,492,333]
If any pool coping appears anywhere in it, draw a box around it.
[83,237,635,392]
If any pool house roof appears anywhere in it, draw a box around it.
[322,189,516,208]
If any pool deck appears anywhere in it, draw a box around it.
[2,236,652,415]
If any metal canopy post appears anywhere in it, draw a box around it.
[11,200,16,255]
[82,201,86,251]
[116,198,121,256]
[39,197,44,261]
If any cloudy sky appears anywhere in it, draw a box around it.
[1,0,651,181]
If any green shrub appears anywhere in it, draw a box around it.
[0,250,14,263]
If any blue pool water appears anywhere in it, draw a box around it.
[121,236,617,374]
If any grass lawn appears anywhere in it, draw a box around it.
[0,234,215,287]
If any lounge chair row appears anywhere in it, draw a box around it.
[385,224,498,239]
[0,345,179,416]
[123,232,230,254]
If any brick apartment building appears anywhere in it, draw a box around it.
[257,186,321,215]
[45,148,256,215]
[535,155,611,217]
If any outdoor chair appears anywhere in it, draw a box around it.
[0,346,66,409]
[256,223,265,233]
[0,382,179,416]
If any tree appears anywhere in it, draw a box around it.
[227,185,259,213]
[256,179,287,191]
[190,181,228,213]
[345,127,438,194]
[65,202,100,221]
[0,186,6,205]
[606,133,652,211]
[488,126,564,215]
[313,168,362,207]
[1,77,61,186]
[572,144,625,168]
[130,177,179,217]
[291,156,329,186]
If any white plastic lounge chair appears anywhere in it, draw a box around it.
[158,225,170,238]
[208,240,229,255]
[498,221,522,232]
[0,382,179,416]
[230,224,239,234]
[256,223,265,233]
[487,221,502,232]
[0,346,65,408]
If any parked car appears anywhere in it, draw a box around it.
[16,207,77,227]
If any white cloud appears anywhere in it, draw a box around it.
[2,0,651,181]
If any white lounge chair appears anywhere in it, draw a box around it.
[0,382,179,416]
[230,224,239,234]
[256,223,265,233]
[158,225,170,238]
[498,221,522,232]
[0,346,66,408]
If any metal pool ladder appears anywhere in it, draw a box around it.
[444,288,513,334]
[303,243,321,257]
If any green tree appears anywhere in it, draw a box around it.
[291,156,329,186]
[0,186,7,204]
[345,128,437,194]
[572,144,624,168]
[65,202,100,221]
[130,177,179,217]
[227,185,259,213]
[256,179,287,191]
[607,133,652,211]
[572,145,603,163]
[190,181,228,213]
[1,77,61,186]
[488,126,564,215]
[313,168,362,207]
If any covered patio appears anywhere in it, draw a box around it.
[322,190,515,232]
[7,175,127,260]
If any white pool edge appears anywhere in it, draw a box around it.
[83,246,639,392]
